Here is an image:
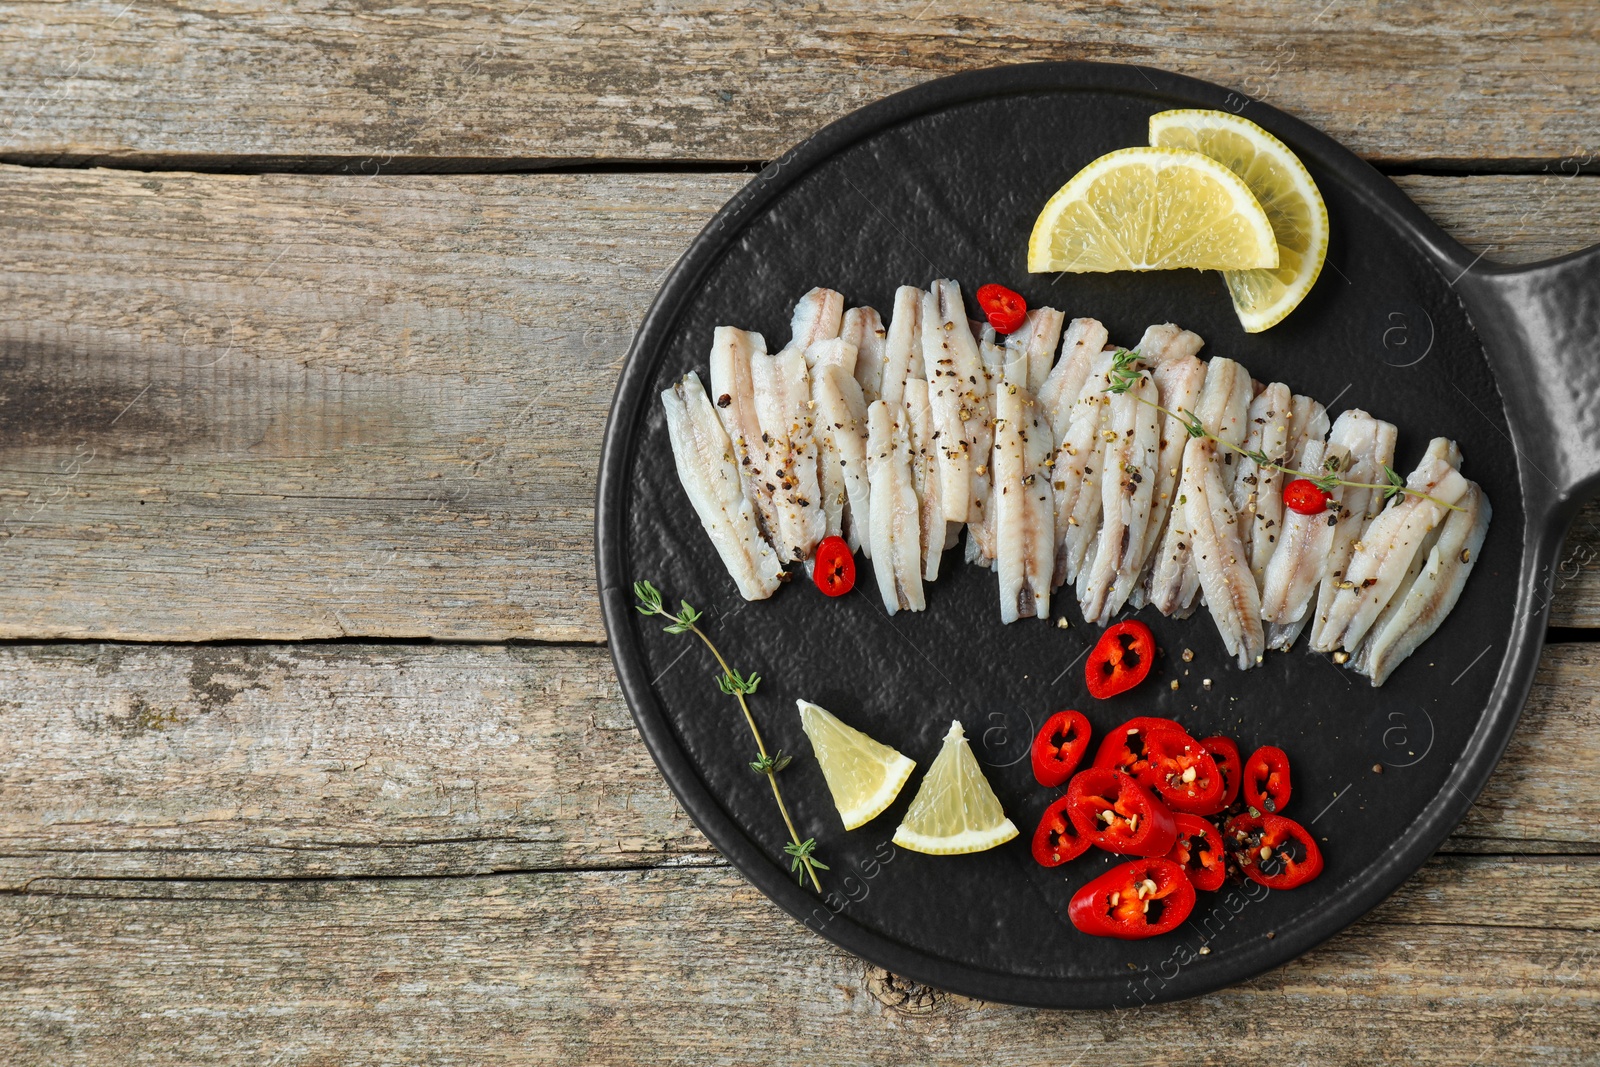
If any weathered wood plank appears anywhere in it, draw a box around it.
[1,641,1595,888]
[2,2,1598,167]
[3,166,1600,640]
[3,866,1596,1066]
[0,166,743,641]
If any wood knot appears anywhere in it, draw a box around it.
[863,967,945,1015]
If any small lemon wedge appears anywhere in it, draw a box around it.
[797,699,916,831]
[1027,146,1279,274]
[891,720,1018,855]
[1149,109,1329,332]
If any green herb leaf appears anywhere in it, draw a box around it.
[633,580,664,616]
[784,838,830,883]
[750,750,793,775]
[633,576,823,891]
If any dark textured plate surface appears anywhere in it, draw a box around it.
[596,63,1600,1008]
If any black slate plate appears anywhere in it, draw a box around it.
[595,63,1600,1008]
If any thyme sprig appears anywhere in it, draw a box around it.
[634,580,827,891]
[1103,348,1462,512]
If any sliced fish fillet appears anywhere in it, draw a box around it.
[1051,347,1118,589]
[1079,368,1160,624]
[966,325,1009,568]
[805,336,857,375]
[903,377,948,581]
[1039,318,1109,441]
[994,381,1056,622]
[1134,322,1205,366]
[806,338,860,543]
[1128,349,1207,609]
[1232,381,1292,586]
[1187,438,1266,669]
[1307,411,1398,649]
[814,364,873,556]
[1006,307,1067,396]
[1316,437,1471,653]
[1258,399,1333,636]
[751,342,825,562]
[708,326,781,540]
[865,399,925,614]
[880,286,924,412]
[661,371,784,600]
[1146,356,1251,615]
[1355,480,1491,685]
[920,279,989,524]
[790,287,843,355]
[842,306,887,405]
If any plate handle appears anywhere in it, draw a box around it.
[1462,244,1600,513]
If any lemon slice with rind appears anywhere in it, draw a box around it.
[797,699,915,831]
[1027,146,1279,274]
[1149,109,1329,332]
[891,719,1018,855]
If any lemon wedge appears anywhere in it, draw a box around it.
[891,719,1018,855]
[1149,109,1329,332]
[797,699,916,831]
[1027,146,1279,274]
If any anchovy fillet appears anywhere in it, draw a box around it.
[1232,381,1292,587]
[865,399,925,614]
[880,286,924,413]
[1355,480,1491,685]
[813,364,872,556]
[1307,411,1398,649]
[790,287,843,355]
[1187,437,1266,669]
[661,372,783,600]
[994,381,1056,622]
[1316,437,1471,653]
[1128,346,1207,609]
[1258,399,1333,635]
[708,326,780,540]
[920,279,989,524]
[842,306,887,405]
[806,338,860,543]
[1147,356,1250,616]
[1038,318,1110,436]
[903,377,948,581]
[751,342,825,562]
[1079,368,1160,624]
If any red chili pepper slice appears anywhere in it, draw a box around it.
[1139,728,1227,816]
[1068,857,1196,939]
[812,535,855,597]
[1091,715,1185,778]
[1030,709,1091,788]
[975,283,1028,334]
[1225,812,1324,890]
[1031,794,1092,867]
[1167,813,1226,892]
[1066,767,1177,857]
[1085,620,1156,699]
[1201,735,1243,812]
[1283,478,1331,515]
[1242,745,1292,815]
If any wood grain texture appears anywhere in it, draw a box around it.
[2,2,1599,167]
[2,641,1597,888]
[3,165,1600,641]
[4,865,1597,1066]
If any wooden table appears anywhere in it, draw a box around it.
[2,4,1598,1062]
